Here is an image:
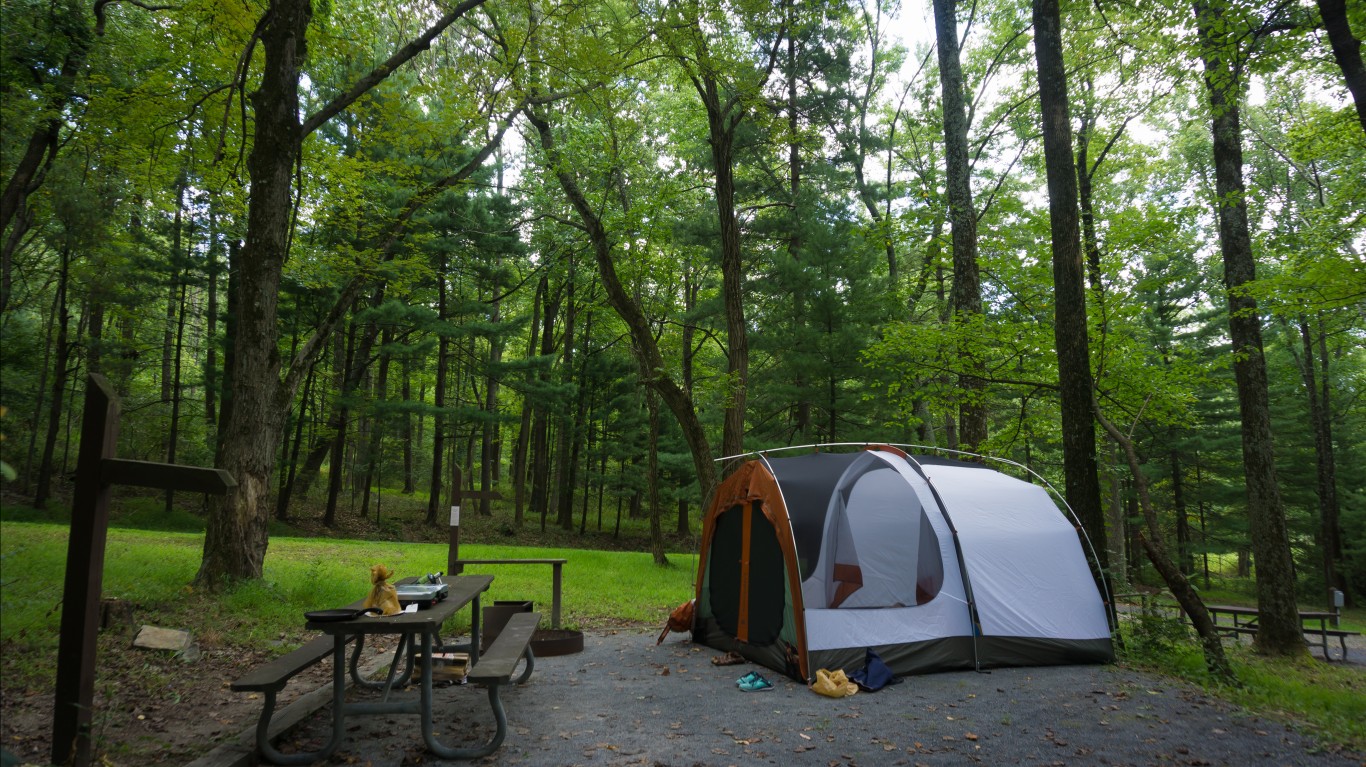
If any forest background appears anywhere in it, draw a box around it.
[2,0,1364,642]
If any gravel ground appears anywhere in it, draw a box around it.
[275,629,1364,767]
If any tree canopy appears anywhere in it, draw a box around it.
[2,0,1363,627]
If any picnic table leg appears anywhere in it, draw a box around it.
[419,629,511,760]
[471,593,482,664]
[513,645,536,685]
[349,633,415,691]
[255,637,346,765]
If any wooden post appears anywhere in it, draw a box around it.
[52,376,119,767]
[448,463,462,574]
[52,375,234,767]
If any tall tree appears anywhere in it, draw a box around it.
[1030,0,1108,571]
[1191,0,1302,655]
[198,0,492,584]
[931,0,988,451]
[658,0,786,472]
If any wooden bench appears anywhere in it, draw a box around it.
[231,635,360,765]
[454,611,540,758]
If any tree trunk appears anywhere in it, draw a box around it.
[646,388,668,565]
[478,306,501,512]
[932,0,987,452]
[197,0,490,585]
[531,279,559,530]
[1075,74,1106,297]
[555,256,577,530]
[358,327,392,520]
[1297,315,1345,602]
[197,0,313,583]
[786,15,812,440]
[560,302,592,530]
[512,276,543,529]
[699,77,750,473]
[164,280,188,515]
[1094,398,1235,683]
[402,357,415,494]
[1172,453,1192,576]
[1193,0,1303,656]
[1316,0,1366,134]
[527,106,719,509]
[324,319,359,527]
[426,263,450,525]
[1032,0,1109,574]
[276,362,315,520]
[205,208,221,426]
[33,248,72,509]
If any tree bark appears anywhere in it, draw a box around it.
[1297,315,1345,602]
[932,0,988,451]
[426,261,451,525]
[555,256,578,530]
[1032,0,1108,573]
[324,316,360,527]
[511,275,544,528]
[1316,0,1366,134]
[478,304,502,511]
[358,326,392,521]
[700,78,750,473]
[402,357,415,494]
[1193,0,1303,655]
[646,387,668,565]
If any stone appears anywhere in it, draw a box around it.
[132,625,192,652]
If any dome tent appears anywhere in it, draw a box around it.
[691,445,1114,681]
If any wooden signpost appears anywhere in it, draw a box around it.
[52,375,234,767]
[444,463,502,574]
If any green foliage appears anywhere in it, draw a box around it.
[0,0,1362,621]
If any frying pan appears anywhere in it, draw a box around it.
[304,607,382,622]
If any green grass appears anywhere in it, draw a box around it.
[0,521,697,665]
[1116,608,1366,752]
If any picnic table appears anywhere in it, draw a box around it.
[1205,604,1357,661]
[234,574,540,764]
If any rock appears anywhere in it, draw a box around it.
[132,626,191,652]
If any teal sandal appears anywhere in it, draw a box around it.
[738,673,773,692]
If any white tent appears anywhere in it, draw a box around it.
[693,446,1114,680]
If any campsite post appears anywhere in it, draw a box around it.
[53,375,233,767]
[448,463,462,574]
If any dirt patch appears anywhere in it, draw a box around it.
[0,626,380,766]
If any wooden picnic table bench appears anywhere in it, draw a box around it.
[460,611,540,757]
[1317,627,1360,661]
[1205,604,1359,661]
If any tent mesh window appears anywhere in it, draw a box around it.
[817,457,945,609]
